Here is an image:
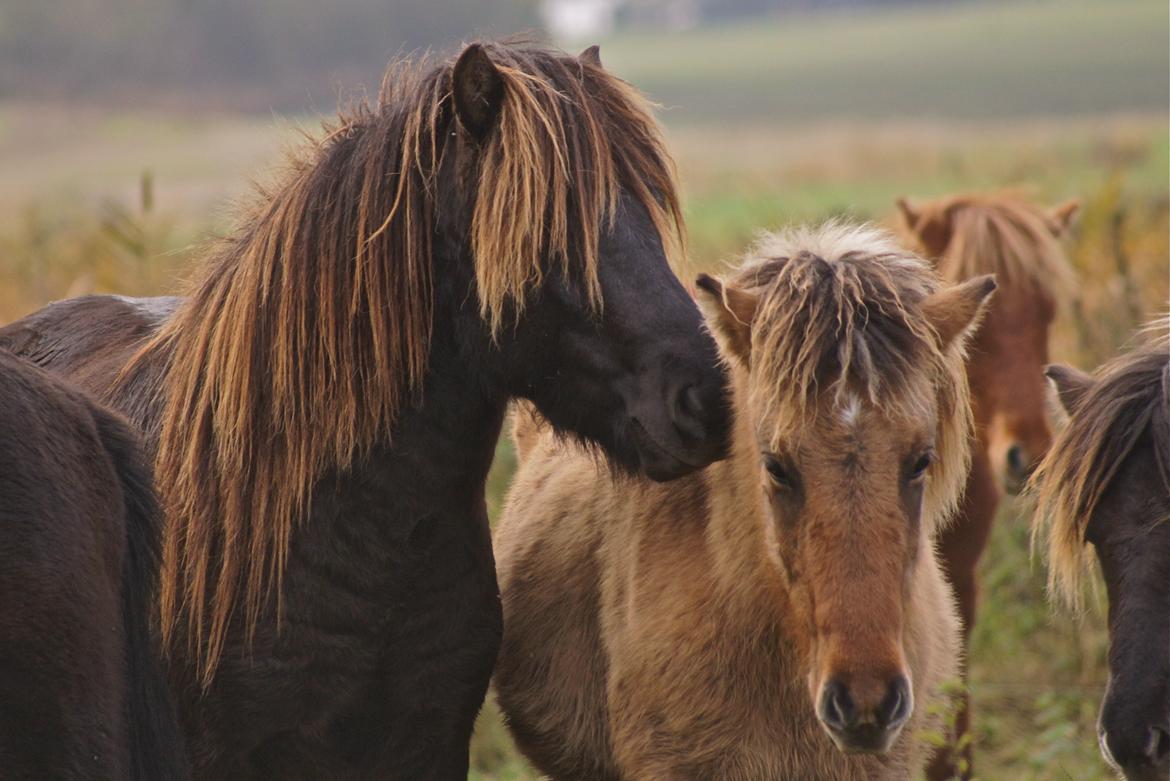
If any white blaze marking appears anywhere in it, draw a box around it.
[839,393,862,427]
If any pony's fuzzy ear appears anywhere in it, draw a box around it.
[453,43,505,141]
[579,45,602,67]
[922,274,996,350]
[695,273,758,366]
[895,197,920,229]
[1049,199,1081,237]
[1045,364,1095,416]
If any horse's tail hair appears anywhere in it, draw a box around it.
[510,401,546,464]
[93,408,190,780]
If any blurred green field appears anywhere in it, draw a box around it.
[601,0,1169,123]
[0,1,1167,779]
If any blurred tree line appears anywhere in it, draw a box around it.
[0,0,961,110]
[0,0,538,109]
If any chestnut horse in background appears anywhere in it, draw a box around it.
[1035,322,1170,781]
[897,192,1079,779]
[495,223,996,780]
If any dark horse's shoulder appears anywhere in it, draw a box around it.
[0,294,181,390]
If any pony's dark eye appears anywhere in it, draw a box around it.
[909,451,933,481]
[764,455,794,489]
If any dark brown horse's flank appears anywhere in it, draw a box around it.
[0,349,185,779]
[1033,322,1170,605]
[123,43,686,683]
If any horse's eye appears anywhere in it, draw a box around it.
[909,451,934,481]
[764,455,794,489]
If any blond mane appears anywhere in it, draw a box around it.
[129,42,684,683]
[910,192,1075,305]
[1032,321,1170,608]
[734,223,974,526]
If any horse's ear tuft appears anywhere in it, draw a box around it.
[1045,364,1094,416]
[579,45,602,67]
[695,273,757,366]
[1049,199,1081,237]
[895,197,920,230]
[922,274,996,350]
[453,43,505,141]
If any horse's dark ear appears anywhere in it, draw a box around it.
[895,197,920,229]
[1049,199,1081,237]
[453,43,505,141]
[695,273,757,366]
[579,45,602,67]
[1045,364,1094,416]
[922,274,996,350]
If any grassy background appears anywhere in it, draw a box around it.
[1,1,1166,779]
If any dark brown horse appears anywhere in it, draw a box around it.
[0,42,730,779]
[0,348,185,779]
[897,192,1077,779]
[1035,323,1170,781]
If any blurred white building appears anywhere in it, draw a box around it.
[541,0,620,40]
[541,0,699,41]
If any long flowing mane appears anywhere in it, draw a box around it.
[129,42,684,683]
[1032,321,1170,607]
[731,223,974,527]
[910,192,1076,305]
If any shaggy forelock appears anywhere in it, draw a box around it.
[733,222,974,527]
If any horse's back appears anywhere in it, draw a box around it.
[494,432,622,781]
[0,350,157,778]
[0,294,179,396]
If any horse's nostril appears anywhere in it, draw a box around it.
[818,679,856,732]
[1006,443,1026,475]
[877,676,912,730]
[682,385,704,418]
[1149,726,1170,762]
[670,382,709,441]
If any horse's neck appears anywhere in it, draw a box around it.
[315,322,509,529]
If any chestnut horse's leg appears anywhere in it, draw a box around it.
[926,451,999,781]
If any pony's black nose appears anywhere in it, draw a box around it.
[1104,725,1170,780]
[1006,443,1026,475]
[668,378,728,450]
[817,676,911,754]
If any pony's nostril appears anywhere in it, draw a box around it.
[670,383,708,441]
[1148,726,1170,762]
[818,679,856,732]
[877,676,912,730]
[1006,443,1026,475]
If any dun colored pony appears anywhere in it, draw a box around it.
[897,192,1078,779]
[1034,322,1170,781]
[0,349,185,779]
[0,42,731,778]
[494,224,995,780]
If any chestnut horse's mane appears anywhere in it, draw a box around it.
[1032,321,1170,608]
[731,223,974,526]
[919,192,1075,304]
[128,42,684,683]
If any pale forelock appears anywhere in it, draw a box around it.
[731,222,975,527]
